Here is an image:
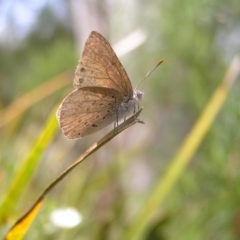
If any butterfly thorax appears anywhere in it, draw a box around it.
[117,90,144,121]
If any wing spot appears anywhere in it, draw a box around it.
[80,67,85,72]
[84,122,90,127]
[79,78,84,83]
[78,132,81,135]
[102,116,106,119]
[96,115,100,119]
[112,95,115,98]
[107,110,110,113]
[78,119,82,123]
[92,124,98,127]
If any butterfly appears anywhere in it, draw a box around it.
[57,31,144,139]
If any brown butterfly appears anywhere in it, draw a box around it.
[57,31,144,139]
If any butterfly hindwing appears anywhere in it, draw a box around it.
[57,87,123,138]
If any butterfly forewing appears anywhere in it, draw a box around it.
[73,31,133,98]
[57,87,123,138]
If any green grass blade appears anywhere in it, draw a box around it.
[0,107,59,223]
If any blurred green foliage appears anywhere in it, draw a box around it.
[0,0,240,239]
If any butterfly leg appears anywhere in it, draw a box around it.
[124,107,128,121]
[114,111,119,133]
[132,104,137,119]
[133,102,139,116]
[137,101,140,110]
[116,111,119,127]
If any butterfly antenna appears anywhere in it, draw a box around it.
[135,60,163,90]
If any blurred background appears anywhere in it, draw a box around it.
[0,0,240,239]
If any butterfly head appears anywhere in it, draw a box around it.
[134,89,144,102]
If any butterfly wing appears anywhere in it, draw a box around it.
[57,87,123,139]
[73,31,133,98]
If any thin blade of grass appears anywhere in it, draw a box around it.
[0,71,72,129]
[122,56,240,240]
[4,109,143,240]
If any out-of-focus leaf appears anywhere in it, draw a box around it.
[0,107,59,223]
[0,71,72,129]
